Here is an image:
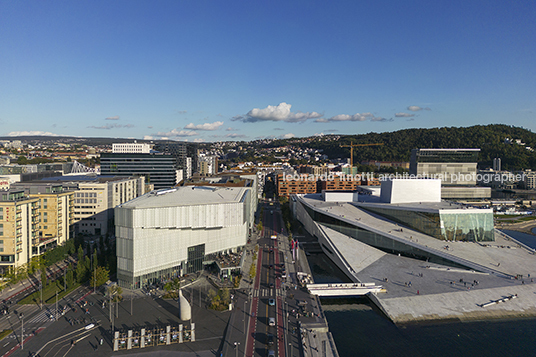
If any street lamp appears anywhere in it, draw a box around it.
[244,300,248,333]
[20,313,24,350]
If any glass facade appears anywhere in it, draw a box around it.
[440,211,494,242]
[101,153,177,189]
[303,205,472,269]
[118,265,182,290]
[359,205,494,242]
[187,243,205,273]
[413,149,479,163]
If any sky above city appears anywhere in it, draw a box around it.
[1,1,535,142]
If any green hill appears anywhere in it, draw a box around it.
[273,125,536,170]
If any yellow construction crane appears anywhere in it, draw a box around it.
[340,142,383,166]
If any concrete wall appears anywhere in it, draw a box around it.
[380,179,441,204]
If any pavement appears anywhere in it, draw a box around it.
[317,224,536,324]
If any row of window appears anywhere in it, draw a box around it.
[75,199,98,204]
[75,192,98,198]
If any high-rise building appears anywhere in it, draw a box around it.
[493,158,501,171]
[410,148,480,186]
[100,152,178,189]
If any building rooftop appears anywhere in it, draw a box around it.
[118,186,249,209]
[302,192,489,213]
[42,174,135,183]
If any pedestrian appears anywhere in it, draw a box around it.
[417,290,419,295]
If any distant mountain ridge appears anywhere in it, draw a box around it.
[1,124,535,170]
[268,124,536,170]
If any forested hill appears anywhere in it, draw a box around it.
[273,125,536,170]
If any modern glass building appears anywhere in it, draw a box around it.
[294,191,495,272]
[100,153,178,189]
[358,205,494,242]
[410,148,480,186]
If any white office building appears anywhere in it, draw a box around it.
[112,143,153,154]
[115,185,255,289]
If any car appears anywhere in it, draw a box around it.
[268,298,275,306]
[269,317,276,326]
[269,282,274,288]
[268,349,276,357]
[267,333,274,346]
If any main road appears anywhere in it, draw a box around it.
[245,200,289,357]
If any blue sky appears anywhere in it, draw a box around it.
[1,0,535,142]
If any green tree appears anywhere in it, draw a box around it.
[75,260,87,284]
[66,269,74,289]
[164,278,181,298]
[41,267,47,287]
[91,266,110,288]
[249,263,256,280]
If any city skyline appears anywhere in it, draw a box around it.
[1,0,535,142]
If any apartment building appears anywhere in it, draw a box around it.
[276,173,318,198]
[10,182,75,254]
[41,175,145,236]
[0,191,39,275]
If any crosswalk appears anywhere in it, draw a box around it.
[251,288,284,298]
[26,307,66,324]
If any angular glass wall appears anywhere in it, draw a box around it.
[359,206,442,239]
[303,204,473,270]
[439,211,494,242]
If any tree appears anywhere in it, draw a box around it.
[249,263,256,280]
[164,278,181,298]
[77,246,84,264]
[107,284,123,302]
[220,289,230,305]
[75,260,87,284]
[91,266,110,288]
[66,269,74,289]
[41,267,47,287]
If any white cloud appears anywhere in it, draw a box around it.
[184,121,224,131]
[143,136,154,140]
[281,133,295,139]
[234,102,322,123]
[316,112,386,122]
[395,112,415,117]
[105,115,120,120]
[7,131,61,136]
[88,124,134,129]
[193,138,204,142]
[225,133,247,138]
[155,129,198,137]
[177,110,187,114]
[408,106,431,111]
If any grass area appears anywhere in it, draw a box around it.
[495,214,521,218]
[0,330,12,341]
[517,216,536,222]
[18,281,81,305]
